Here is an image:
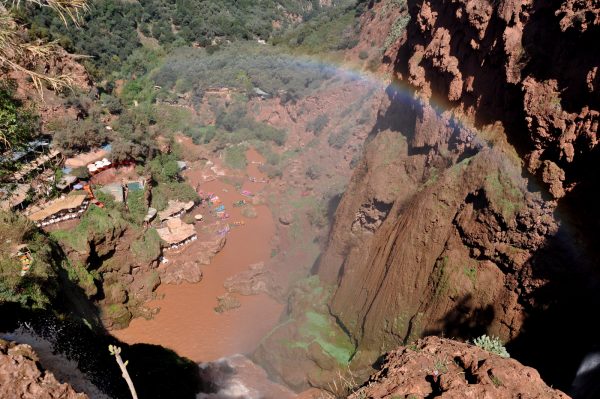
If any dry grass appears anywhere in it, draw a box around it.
[322,366,368,399]
[0,0,89,99]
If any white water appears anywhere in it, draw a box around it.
[2,326,111,399]
[197,354,296,399]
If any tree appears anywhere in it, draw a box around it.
[0,81,38,151]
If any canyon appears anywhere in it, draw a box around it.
[0,0,598,398]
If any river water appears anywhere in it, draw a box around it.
[114,148,284,363]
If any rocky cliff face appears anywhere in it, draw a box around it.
[317,0,599,391]
[0,339,88,399]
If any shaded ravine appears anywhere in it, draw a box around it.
[114,149,284,362]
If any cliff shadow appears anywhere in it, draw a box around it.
[508,146,600,396]
[0,302,204,399]
[421,294,495,341]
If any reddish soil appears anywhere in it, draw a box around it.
[90,165,138,186]
[113,149,284,362]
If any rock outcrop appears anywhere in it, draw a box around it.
[224,262,283,298]
[349,337,569,399]
[0,339,88,399]
[159,260,204,284]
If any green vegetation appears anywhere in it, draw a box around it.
[276,276,356,365]
[51,117,109,156]
[272,0,361,54]
[490,374,503,387]
[433,357,449,374]
[484,169,525,221]
[432,256,451,300]
[153,43,335,102]
[383,6,410,50]
[0,81,38,154]
[224,145,248,170]
[305,164,322,180]
[126,190,148,225]
[0,211,60,309]
[50,205,127,252]
[463,266,477,287]
[29,0,335,77]
[294,310,355,364]
[131,229,161,265]
[306,114,329,135]
[473,334,510,358]
[64,260,98,297]
[328,129,351,149]
[151,182,198,211]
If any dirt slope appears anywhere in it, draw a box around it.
[314,0,600,392]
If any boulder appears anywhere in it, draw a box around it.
[160,261,204,285]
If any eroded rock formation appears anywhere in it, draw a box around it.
[311,0,599,392]
[349,336,568,399]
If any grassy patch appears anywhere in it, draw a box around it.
[463,266,477,287]
[384,13,411,50]
[272,2,360,54]
[293,310,355,364]
[131,229,161,264]
[64,260,98,297]
[224,145,248,170]
[0,211,61,309]
[278,276,355,365]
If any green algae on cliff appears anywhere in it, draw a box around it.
[294,310,355,364]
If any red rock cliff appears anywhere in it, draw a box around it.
[317,0,599,390]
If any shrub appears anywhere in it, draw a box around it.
[151,181,198,211]
[306,114,329,135]
[358,50,369,60]
[328,130,350,149]
[473,335,510,358]
[126,190,148,225]
[52,117,110,155]
[384,14,411,50]
[305,164,322,180]
[100,93,123,114]
[0,211,58,309]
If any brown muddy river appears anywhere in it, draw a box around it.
[114,149,284,362]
